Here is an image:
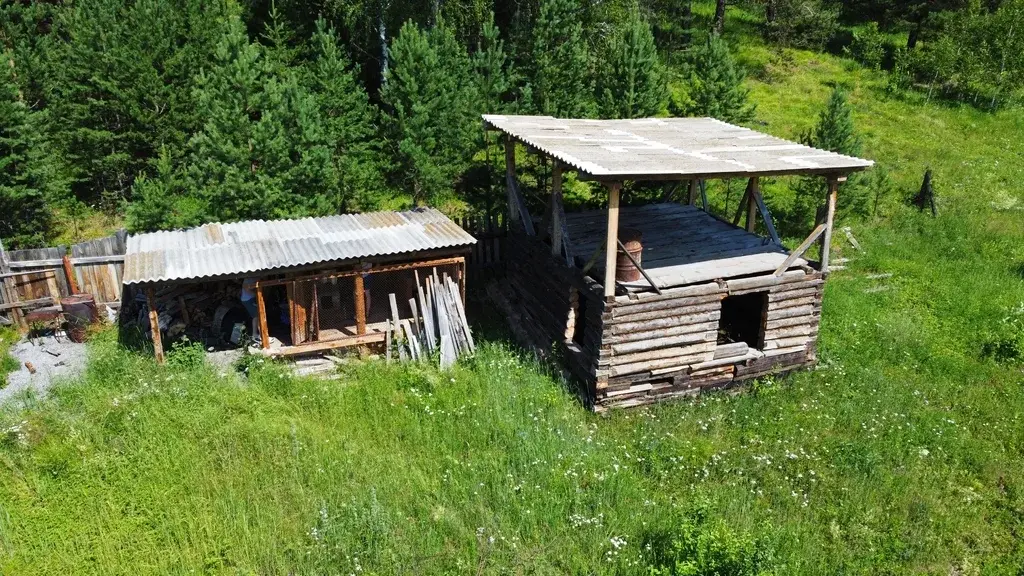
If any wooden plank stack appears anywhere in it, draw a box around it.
[384,269,474,369]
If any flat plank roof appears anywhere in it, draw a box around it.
[124,207,475,285]
[565,203,803,290]
[484,115,873,181]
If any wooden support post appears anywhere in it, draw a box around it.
[746,177,758,233]
[687,179,699,205]
[603,182,621,299]
[733,181,751,227]
[256,286,270,349]
[0,240,24,330]
[551,161,563,257]
[459,259,466,305]
[751,180,781,245]
[820,177,840,272]
[146,287,164,363]
[774,224,826,276]
[354,272,366,335]
[504,136,518,225]
[62,254,79,295]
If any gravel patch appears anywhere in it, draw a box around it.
[2,336,89,402]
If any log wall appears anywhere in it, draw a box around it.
[594,268,825,410]
[499,233,826,411]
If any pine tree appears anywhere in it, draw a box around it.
[802,87,861,156]
[532,0,596,117]
[671,34,755,123]
[381,19,479,204]
[183,14,336,224]
[598,9,667,119]
[797,87,867,219]
[305,17,385,211]
[45,0,228,210]
[126,147,203,232]
[0,54,61,248]
[473,12,512,115]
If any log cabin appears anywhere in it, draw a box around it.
[483,115,873,410]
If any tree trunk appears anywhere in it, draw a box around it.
[714,0,726,34]
[765,0,777,24]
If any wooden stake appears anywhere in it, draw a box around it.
[820,178,839,272]
[62,254,79,295]
[146,287,164,363]
[604,182,621,298]
[354,272,366,335]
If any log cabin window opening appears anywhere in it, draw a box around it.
[718,291,768,349]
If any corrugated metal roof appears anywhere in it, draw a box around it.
[123,207,476,285]
[483,115,873,179]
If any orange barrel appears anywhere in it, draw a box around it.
[62,294,98,343]
[616,228,643,283]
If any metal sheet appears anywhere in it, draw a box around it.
[123,207,476,284]
[483,115,873,180]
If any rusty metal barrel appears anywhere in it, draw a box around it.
[62,294,98,343]
[616,228,643,283]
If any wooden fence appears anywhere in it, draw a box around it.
[0,231,127,328]
[459,211,507,285]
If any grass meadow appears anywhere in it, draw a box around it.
[2,7,1024,575]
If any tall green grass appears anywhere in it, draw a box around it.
[2,10,1024,574]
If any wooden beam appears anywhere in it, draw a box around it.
[256,286,270,350]
[604,182,621,298]
[820,178,839,272]
[265,332,387,357]
[146,287,164,363]
[0,297,54,312]
[774,224,826,276]
[687,179,698,205]
[745,177,758,233]
[733,180,751,227]
[551,161,563,257]
[8,254,124,268]
[253,256,465,289]
[699,180,708,212]
[505,135,518,225]
[354,272,366,335]
[750,179,781,245]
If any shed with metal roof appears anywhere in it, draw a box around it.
[483,115,873,410]
[121,208,475,361]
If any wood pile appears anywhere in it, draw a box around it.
[384,269,474,369]
[120,281,243,344]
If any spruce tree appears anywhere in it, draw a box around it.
[473,12,512,115]
[305,17,385,211]
[532,0,596,117]
[0,54,61,248]
[671,34,755,123]
[796,87,867,220]
[183,14,336,224]
[802,87,861,157]
[381,20,479,204]
[598,9,667,119]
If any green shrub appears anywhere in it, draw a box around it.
[643,505,775,576]
[167,337,207,371]
[845,22,886,70]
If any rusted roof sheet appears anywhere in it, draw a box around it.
[483,115,873,180]
[123,208,476,285]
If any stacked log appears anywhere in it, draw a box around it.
[593,269,825,410]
